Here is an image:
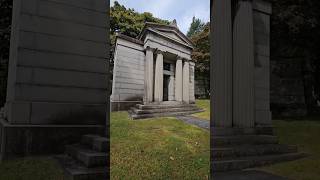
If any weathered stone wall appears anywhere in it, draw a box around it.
[253,0,272,125]
[111,36,145,110]
[1,0,109,159]
[4,0,108,125]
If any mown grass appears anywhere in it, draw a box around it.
[0,156,64,180]
[259,120,320,180]
[192,99,210,120]
[110,111,210,179]
[0,104,319,180]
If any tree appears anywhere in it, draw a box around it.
[109,1,169,80]
[110,1,169,42]
[186,16,205,38]
[270,0,320,114]
[190,23,210,98]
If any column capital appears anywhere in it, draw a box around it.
[145,46,154,51]
[176,55,184,60]
[155,49,164,55]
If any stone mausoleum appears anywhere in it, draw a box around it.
[111,21,197,112]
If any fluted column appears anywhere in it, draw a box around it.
[233,0,255,128]
[175,58,183,102]
[212,0,233,127]
[154,51,163,102]
[144,47,154,103]
[183,60,190,103]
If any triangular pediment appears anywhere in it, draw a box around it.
[138,22,194,48]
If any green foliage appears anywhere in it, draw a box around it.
[187,16,205,38]
[110,1,169,42]
[190,23,210,97]
[109,1,169,77]
[270,0,320,111]
[190,23,210,75]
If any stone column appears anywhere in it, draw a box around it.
[183,61,190,103]
[189,62,196,103]
[154,51,163,102]
[233,0,255,128]
[144,47,154,103]
[212,0,233,127]
[175,58,183,102]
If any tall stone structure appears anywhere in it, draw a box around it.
[212,0,272,131]
[111,22,196,111]
[0,0,109,159]
[211,0,305,175]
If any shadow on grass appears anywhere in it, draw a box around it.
[0,156,64,180]
[259,120,320,180]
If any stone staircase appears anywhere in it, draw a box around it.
[212,127,307,172]
[56,134,109,180]
[128,102,204,119]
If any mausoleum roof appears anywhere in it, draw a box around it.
[138,21,194,49]
[115,33,144,45]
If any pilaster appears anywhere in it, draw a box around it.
[154,50,164,102]
[144,46,154,103]
[183,60,190,103]
[212,0,233,127]
[233,0,255,127]
[175,57,183,102]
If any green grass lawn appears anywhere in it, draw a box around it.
[110,111,210,179]
[0,101,319,180]
[0,156,64,180]
[193,99,210,120]
[259,120,320,180]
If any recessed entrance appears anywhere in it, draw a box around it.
[163,75,170,101]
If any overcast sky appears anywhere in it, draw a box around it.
[110,0,210,34]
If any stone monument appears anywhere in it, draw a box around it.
[111,21,203,119]
[211,0,306,175]
[0,0,109,159]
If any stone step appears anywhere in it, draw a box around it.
[136,103,197,110]
[213,135,279,146]
[213,152,307,172]
[55,154,108,180]
[81,134,109,152]
[129,109,204,120]
[131,106,202,115]
[66,144,108,168]
[213,144,297,159]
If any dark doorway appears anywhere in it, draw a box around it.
[163,75,170,101]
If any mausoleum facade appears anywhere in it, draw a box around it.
[111,21,196,110]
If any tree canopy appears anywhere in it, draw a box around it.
[270,0,320,111]
[186,16,206,38]
[110,1,169,43]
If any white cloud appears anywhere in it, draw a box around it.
[110,0,210,34]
